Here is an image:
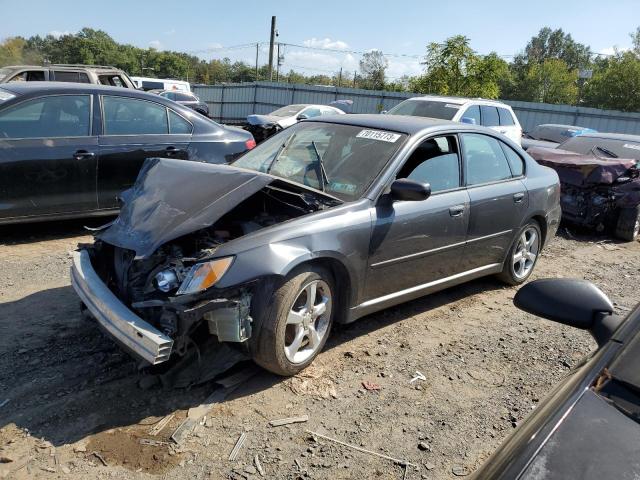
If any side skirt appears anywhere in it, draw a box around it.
[346,263,502,323]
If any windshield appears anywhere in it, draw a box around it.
[232,122,407,201]
[387,99,460,120]
[270,105,307,117]
[559,137,640,161]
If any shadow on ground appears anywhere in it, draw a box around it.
[0,273,504,447]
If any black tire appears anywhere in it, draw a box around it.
[615,207,640,242]
[250,266,335,376]
[497,221,542,286]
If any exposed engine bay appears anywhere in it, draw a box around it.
[88,185,327,359]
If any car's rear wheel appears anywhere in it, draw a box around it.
[497,221,541,286]
[615,206,640,241]
[251,267,334,376]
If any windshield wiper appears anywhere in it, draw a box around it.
[267,133,296,174]
[311,140,330,192]
[592,145,618,158]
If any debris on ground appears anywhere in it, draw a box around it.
[268,415,309,427]
[409,371,426,384]
[228,433,247,461]
[361,380,381,391]
[148,413,174,436]
[254,454,265,477]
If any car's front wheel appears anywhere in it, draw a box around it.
[497,221,541,286]
[251,267,334,376]
[615,206,640,241]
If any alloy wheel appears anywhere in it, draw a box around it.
[283,279,332,364]
[513,227,540,280]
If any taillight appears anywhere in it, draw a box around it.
[245,138,256,150]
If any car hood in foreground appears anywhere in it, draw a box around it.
[529,146,638,186]
[97,158,273,258]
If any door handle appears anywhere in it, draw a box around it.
[449,205,465,217]
[513,192,525,203]
[165,146,182,156]
[73,150,95,160]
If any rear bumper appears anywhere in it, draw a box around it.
[70,250,173,365]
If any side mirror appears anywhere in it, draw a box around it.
[296,113,309,121]
[460,117,477,125]
[514,279,623,346]
[390,179,431,202]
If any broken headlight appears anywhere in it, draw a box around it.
[176,257,234,295]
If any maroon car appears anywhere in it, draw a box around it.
[528,132,640,241]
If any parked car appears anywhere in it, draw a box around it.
[0,64,136,88]
[386,96,523,145]
[528,132,640,240]
[71,114,561,377]
[521,123,597,151]
[156,90,209,117]
[130,76,190,92]
[244,104,345,143]
[472,277,639,480]
[0,82,255,225]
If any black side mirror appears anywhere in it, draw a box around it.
[296,113,309,121]
[390,179,431,202]
[514,279,623,346]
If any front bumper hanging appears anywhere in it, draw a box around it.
[70,250,173,365]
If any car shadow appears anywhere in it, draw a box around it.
[0,276,505,447]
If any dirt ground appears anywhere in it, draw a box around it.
[0,219,638,480]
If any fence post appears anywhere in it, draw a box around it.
[219,84,225,123]
[253,82,258,114]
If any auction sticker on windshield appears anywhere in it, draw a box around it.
[356,129,401,143]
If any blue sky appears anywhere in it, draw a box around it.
[2,0,638,79]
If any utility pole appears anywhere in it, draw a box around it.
[353,72,357,88]
[276,43,280,82]
[268,16,276,81]
[338,67,342,88]
[255,43,259,81]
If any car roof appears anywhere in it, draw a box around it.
[402,95,510,107]
[572,132,640,143]
[306,113,468,136]
[0,81,143,96]
[1,64,122,72]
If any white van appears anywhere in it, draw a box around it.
[130,76,191,92]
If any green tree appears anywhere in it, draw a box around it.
[583,51,640,111]
[359,50,388,90]
[516,27,591,70]
[517,58,578,104]
[409,36,508,98]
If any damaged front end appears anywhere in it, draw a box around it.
[530,147,640,231]
[72,157,336,367]
[243,114,283,143]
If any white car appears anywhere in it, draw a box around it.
[387,96,523,145]
[246,104,345,142]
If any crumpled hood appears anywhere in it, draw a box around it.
[246,114,280,126]
[529,147,638,186]
[97,158,273,258]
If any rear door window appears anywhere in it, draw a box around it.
[480,106,500,127]
[498,107,515,126]
[53,71,83,82]
[461,133,513,185]
[99,75,125,88]
[102,96,168,135]
[0,94,91,138]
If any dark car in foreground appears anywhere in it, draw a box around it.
[0,82,255,225]
[473,278,640,479]
[71,115,561,376]
[156,90,209,117]
[528,132,640,240]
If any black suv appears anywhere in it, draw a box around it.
[0,64,136,88]
[0,82,255,225]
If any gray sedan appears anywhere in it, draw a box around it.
[72,115,561,376]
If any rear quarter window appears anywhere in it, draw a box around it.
[480,106,500,127]
[498,108,515,126]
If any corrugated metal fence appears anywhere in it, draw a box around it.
[193,81,640,135]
